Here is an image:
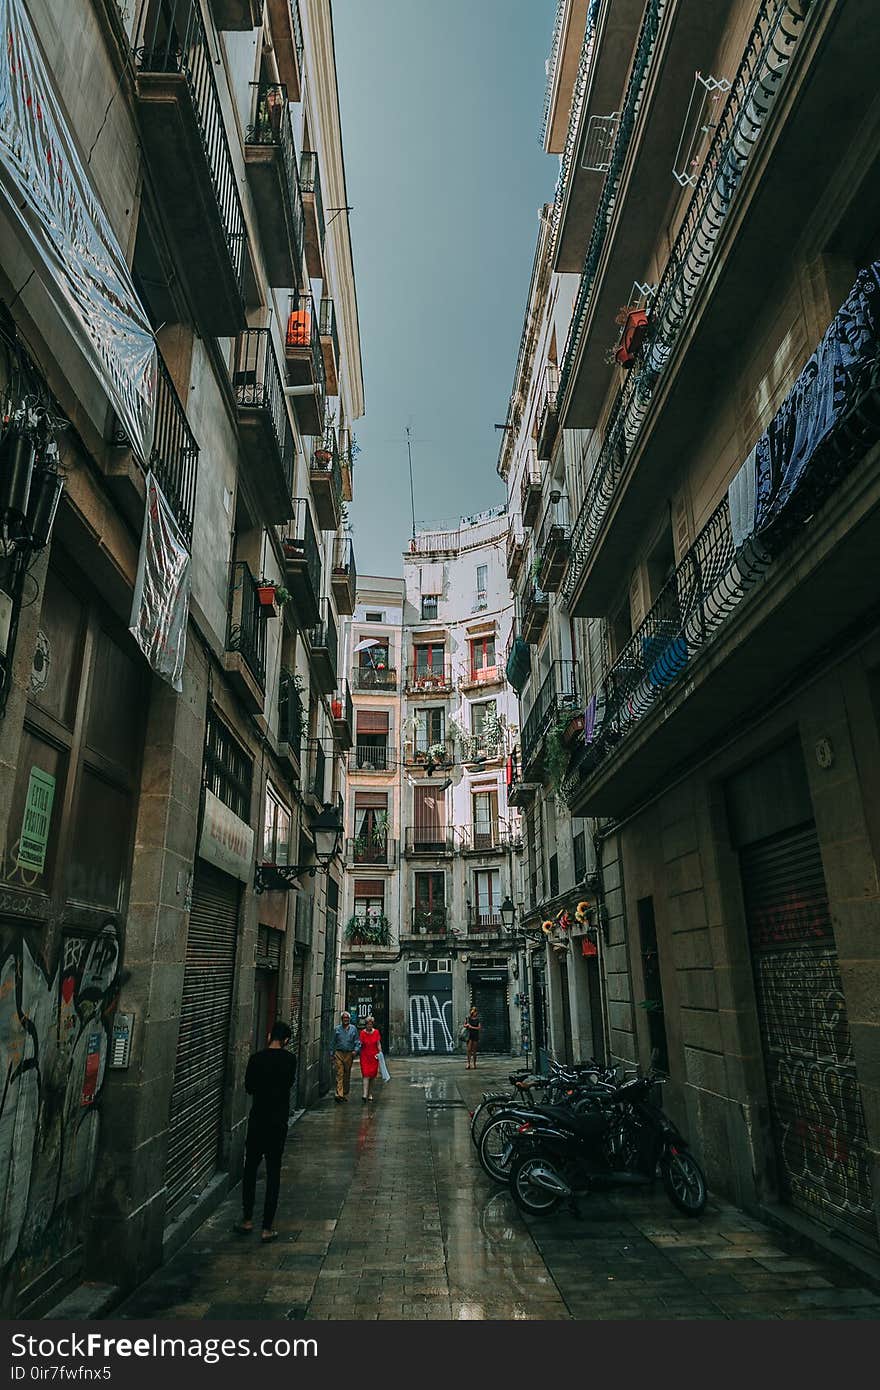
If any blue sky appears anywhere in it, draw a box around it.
[332,0,557,574]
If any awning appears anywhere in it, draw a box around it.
[505,636,531,694]
[356,710,389,734]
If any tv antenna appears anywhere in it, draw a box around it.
[406,426,416,541]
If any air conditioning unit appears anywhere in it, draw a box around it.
[407,959,427,973]
[435,960,451,973]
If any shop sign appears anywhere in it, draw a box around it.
[199,788,254,883]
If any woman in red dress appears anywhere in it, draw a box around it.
[358,1016,382,1103]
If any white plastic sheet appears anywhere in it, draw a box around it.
[129,472,190,691]
[0,0,156,461]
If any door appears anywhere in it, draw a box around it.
[165,861,239,1219]
[472,789,498,850]
[557,958,573,1064]
[346,973,390,1051]
[533,953,549,1074]
[472,982,510,1053]
[741,824,875,1246]
[407,970,454,1053]
[414,783,444,851]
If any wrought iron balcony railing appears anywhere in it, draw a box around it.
[562,0,812,605]
[405,660,453,694]
[233,327,295,494]
[346,914,391,947]
[521,658,579,768]
[410,906,448,935]
[346,836,396,868]
[151,354,199,544]
[521,581,550,643]
[226,561,266,689]
[405,826,456,856]
[300,150,326,247]
[281,499,322,622]
[306,597,338,691]
[467,908,503,933]
[353,663,398,692]
[304,737,326,802]
[458,822,505,854]
[278,666,303,756]
[350,745,395,773]
[245,80,304,267]
[320,297,339,361]
[136,0,246,292]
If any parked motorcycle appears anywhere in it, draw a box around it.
[506,1074,707,1217]
[477,1065,619,1182]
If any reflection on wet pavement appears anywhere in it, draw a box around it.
[117,1058,880,1320]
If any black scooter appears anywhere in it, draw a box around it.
[506,1075,707,1217]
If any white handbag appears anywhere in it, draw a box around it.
[377,1050,391,1083]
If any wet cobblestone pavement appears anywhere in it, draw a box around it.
[117,1059,880,1320]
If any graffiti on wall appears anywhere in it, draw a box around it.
[0,925,123,1271]
[754,945,874,1231]
[408,994,454,1054]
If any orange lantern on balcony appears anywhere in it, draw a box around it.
[614,306,649,368]
[286,305,311,348]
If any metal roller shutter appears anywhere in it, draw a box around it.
[741,824,875,1246]
[472,982,510,1054]
[165,862,240,1219]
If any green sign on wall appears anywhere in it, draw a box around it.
[18,767,56,872]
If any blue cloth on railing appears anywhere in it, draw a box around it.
[754,261,880,534]
[644,634,689,691]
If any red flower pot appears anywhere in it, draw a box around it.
[331,698,342,719]
[256,585,277,614]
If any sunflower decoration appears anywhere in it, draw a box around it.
[555,908,572,932]
[575,900,592,925]
[541,920,554,936]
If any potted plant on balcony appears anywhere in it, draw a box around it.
[614,303,650,368]
[314,444,333,465]
[256,582,291,617]
[331,695,343,719]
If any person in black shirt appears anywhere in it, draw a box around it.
[235,1020,297,1242]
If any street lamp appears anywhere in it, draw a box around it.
[500,895,516,932]
[255,800,344,892]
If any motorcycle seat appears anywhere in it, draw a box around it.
[535,1105,608,1139]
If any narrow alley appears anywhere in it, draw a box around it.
[116,1060,880,1322]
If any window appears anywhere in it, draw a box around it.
[472,869,501,928]
[469,695,497,739]
[475,564,488,607]
[364,611,384,623]
[205,709,253,822]
[414,871,446,932]
[357,640,392,689]
[421,595,438,621]
[354,879,385,920]
[549,852,559,898]
[413,642,445,687]
[573,829,587,884]
[637,896,669,1073]
[353,791,389,863]
[472,789,498,849]
[610,596,632,661]
[470,634,496,680]
[414,707,445,753]
[263,783,292,865]
[355,710,390,769]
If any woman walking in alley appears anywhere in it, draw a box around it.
[464,1005,481,1069]
[358,1015,382,1102]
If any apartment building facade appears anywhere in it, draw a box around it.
[340,514,524,1056]
[0,0,362,1313]
[502,0,880,1258]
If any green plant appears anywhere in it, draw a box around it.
[531,554,543,583]
[274,585,292,607]
[346,914,390,946]
[544,716,571,794]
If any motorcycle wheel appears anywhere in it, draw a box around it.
[661,1150,707,1216]
[471,1095,511,1148]
[509,1154,562,1215]
[478,1115,520,1183]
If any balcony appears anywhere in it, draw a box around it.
[536,495,571,593]
[285,291,326,437]
[506,747,540,809]
[244,83,304,288]
[353,663,398,693]
[404,660,453,696]
[521,659,580,772]
[345,836,397,869]
[521,582,549,644]
[303,738,326,805]
[223,561,266,711]
[331,535,357,615]
[562,0,820,615]
[459,734,504,767]
[266,0,304,98]
[345,915,392,948]
[467,908,503,935]
[330,681,353,751]
[134,0,246,336]
[306,598,338,695]
[404,827,456,857]
[300,150,326,278]
[233,329,295,522]
[281,500,322,627]
[536,367,560,460]
[458,822,505,855]
[310,429,343,531]
[410,906,448,936]
[109,352,199,545]
[520,456,543,528]
[208,0,261,28]
[404,739,456,771]
[339,427,355,502]
[459,663,504,694]
[278,667,303,779]
[506,517,525,582]
[349,746,396,775]
[319,298,340,396]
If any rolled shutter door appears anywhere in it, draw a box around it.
[741,824,875,1247]
[165,862,240,1219]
